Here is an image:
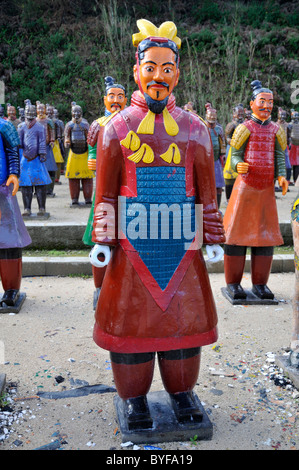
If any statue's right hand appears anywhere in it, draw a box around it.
[89,244,111,267]
[236,162,249,174]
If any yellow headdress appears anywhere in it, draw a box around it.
[132,19,181,49]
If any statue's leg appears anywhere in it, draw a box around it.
[68,178,80,204]
[251,246,274,299]
[158,347,203,423]
[21,186,33,216]
[224,244,247,298]
[55,163,62,183]
[81,178,93,204]
[35,185,47,215]
[110,351,155,429]
[0,248,22,306]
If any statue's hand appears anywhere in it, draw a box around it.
[89,244,111,267]
[236,162,249,174]
[277,176,288,196]
[6,174,19,196]
[206,244,224,263]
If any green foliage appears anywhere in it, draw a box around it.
[189,29,216,52]
[191,1,224,24]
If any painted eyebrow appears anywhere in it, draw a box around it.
[144,61,175,66]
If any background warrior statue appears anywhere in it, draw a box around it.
[0,117,31,309]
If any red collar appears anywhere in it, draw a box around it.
[130,91,176,114]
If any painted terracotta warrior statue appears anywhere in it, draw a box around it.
[223,104,245,201]
[0,117,31,309]
[83,76,127,309]
[223,80,288,302]
[205,102,226,209]
[64,102,94,206]
[90,19,225,429]
[18,100,51,217]
[36,101,57,196]
[7,104,21,130]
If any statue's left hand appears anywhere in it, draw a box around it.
[206,244,224,263]
[277,176,288,196]
[6,174,19,196]
[89,244,111,268]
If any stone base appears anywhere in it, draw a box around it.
[69,202,91,208]
[114,390,213,445]
[22,212,50,220]
[221,287,279,305]
[275,355,299,390]
[0,293,26,314]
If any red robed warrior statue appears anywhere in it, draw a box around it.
[223,80,288,302]
[90,20,225,430]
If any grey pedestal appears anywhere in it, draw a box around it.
[0,293,26,314]
[221,287,279,305]
[114,390,213,445]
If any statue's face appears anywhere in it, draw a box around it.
[250,92,273,121]
[25,105,36,120]
[72,106,82,122]
[134,46,179,102]
[104,87,127,113]
[206,109,217,124]
[292,111,299,122]
[37,104,46,118]
[7,107,16,119]
[279,110,287,121]
[47,105,54,118]
[233,107,245,123]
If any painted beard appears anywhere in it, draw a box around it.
[144,93,169,114]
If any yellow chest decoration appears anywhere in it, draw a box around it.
[120,109,181,165]
[120,129,181,165]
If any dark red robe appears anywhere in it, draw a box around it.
[92,91,225,353]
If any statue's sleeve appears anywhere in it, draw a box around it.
[192,118,225,245]
[92,120,123,246]
[275,125,287,178]
[230,124,251,172]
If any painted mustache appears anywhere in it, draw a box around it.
[147,80,169,90]
[259,107,271,112]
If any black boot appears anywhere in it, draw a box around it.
[252,284,274,300]
[227,283,247,299]
[169,391,203,424]
[21,186,33,216]
[35,185,47,216]
[122,395,153,430]
[1,289,20,307]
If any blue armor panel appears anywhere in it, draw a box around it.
[125,166,196,290]
[0,134,7,185]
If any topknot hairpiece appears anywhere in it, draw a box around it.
[132,19,181,49]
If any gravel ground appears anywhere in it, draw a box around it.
[0,272,299,451]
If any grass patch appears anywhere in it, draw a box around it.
[23,249,90,257]
[23,246,294,258]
